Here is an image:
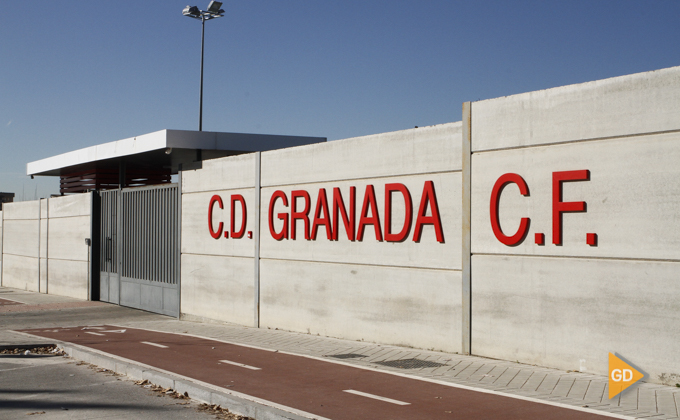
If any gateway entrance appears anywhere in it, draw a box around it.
[99,184,180,317]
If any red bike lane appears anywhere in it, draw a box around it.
[18,325,618,420]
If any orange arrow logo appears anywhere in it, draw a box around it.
[609,353,644,399]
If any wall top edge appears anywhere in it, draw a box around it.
[260,122,463,160]
[469,65,680,150]
[259,121,463,159]
[471,65,680,105]
[332,121,462,143]
[259,121,463,186]
[2,194,92,220]
[2,200,41,220]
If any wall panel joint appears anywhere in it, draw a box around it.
[461,102,472,355]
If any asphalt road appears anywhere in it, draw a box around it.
[0,350,224,419]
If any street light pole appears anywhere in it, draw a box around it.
[199,15,205,131]
[183,2,224,132]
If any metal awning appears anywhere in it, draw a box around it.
[27,129,326,193]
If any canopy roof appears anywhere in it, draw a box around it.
[28,129,326,177]
[27,129,326,193]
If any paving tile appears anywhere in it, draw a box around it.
[583,381,607,404]
[657,391,679,416]
[453,362,485,380]
[361,346,389,358]
[346,345,373,356]
[519,371,548,392]
[601,406,640,413]
[467,364,496,382]
[567,380,592,400]
[275,336,309,348]
[479,366,508,384]
[440,361,471,378]
[638,388,658,413]
[628,411,661,418]
[304,338,330,348]
[376,349,409,362]
[400,351,433,364]
[619,388,640,409]
[634,413,671,419]
[427,361,461,377]
[368,348,401,362]
[536,374,561,395]
[494,367,521,387]
[506,369,534,389]
[444,360,470,374]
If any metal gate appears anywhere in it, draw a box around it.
[99,184,180,317]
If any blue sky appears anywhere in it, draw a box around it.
[1,0,679,199]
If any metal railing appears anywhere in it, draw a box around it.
[119,184,179,284]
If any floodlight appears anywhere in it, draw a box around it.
[182,5,201,17]
[207,1,223,13]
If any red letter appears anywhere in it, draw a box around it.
[357,185,383,241]
[268,191,288,240]
[208,195,223,239]
[384,183,412,242]
[290,190,311,240]
[553,170,589,245]
[413,181,444,243]
[230,194,247,239]
[311,188,332,240]
[490,173,530,246]
[332,187,356,241]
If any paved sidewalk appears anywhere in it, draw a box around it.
[3,286,679,419]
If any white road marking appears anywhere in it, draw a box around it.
[219,359,262,370]
[100,329,126,333]
[141,341,168,349]
[85,332,105,336]
[82,327,105,330]
[343,389,410,406]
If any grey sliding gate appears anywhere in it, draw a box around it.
[99,184,180,317]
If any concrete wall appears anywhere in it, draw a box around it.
[180,123,463,353]
[1,201,40,291]
[468,66,680,382]
[1,194,91,299]
[181,123,461,351]
[181,154,257,326]
[44,194,92,300]
[259,123,462,352]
